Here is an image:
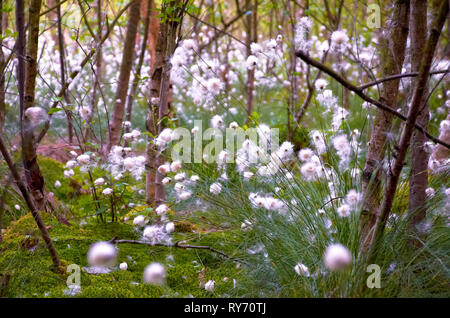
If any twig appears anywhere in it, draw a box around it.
[358,70,449,90]
[295,50,450,149]
[108,236,248,265]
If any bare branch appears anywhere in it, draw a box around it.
[295,50,450,149]
[108,237,247,264]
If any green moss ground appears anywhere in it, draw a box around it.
[0,156,243,298]
[0,212,243,298]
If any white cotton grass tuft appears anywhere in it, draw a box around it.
[170,161,182,172]
[155,204,169,215]
[337,204,351,217]
[76,154,90,165]
[210,115,224,129]
[204,280,215,292]
[119,262,128,271]
[331,30,349,45]
[94,178,105,186]
[314,79,328,91]
[102,188,113,195]
[210,182,222,195]
[133,215,146,226]
[294,263,310,277]
[345,189,361,206]
[87,241,117,267]
[158,163,171,175]
[298,148,314,162]
[143,262,166,286]
[323,243,352,271]
[165,222,175,233]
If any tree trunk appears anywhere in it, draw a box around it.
[0,0,5,131]
[0,135,61,268]
[407,0,428,242]
[83,0,103,144]
[22,0,46,210]
[152,0,184,207]
[145,1,163,207]
[368,0,448,262]
[56,0,73,143]
[125,0,151,138]
[245,0,257,123]
[153,0,183,207]
[107,0,141,152]
[359,0,410,251]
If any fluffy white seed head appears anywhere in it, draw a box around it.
[143,263,166,286]
[87,242,117,267]
[323,243,352,271]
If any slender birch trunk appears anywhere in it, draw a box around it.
[0,0,5,131]
[22,0,46,210]
[56,0,73,143]
[153,0,183,207]
[145,2,163,206]
[359,0,410,251]
[107,0,141,152]
[83,0,103,143]
[245,0,257,123]
[407,0,429,241]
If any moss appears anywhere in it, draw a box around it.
[0,210,243,298]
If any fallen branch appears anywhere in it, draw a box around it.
[295,50,450,149]
[108,236,247,265]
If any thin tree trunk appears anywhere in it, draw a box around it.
[83,0,103,143]
[153,0,183,207]
[359,0,410,251]
[22,0,46,210]
[107,0,141,152]
[124,0,151,137]
[245,0,257,123]
[0,0,5,131]
[145,1,163,206]
[368,0,448,262]
[407,0,428,242]
[0,135,61,267]
[56,0,73,143]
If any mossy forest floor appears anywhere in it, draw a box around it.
[0,157,243,298]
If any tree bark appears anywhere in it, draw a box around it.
[0,0,5,131]
[124,0,151,138]
[245,0,257,123]
[407,0,428,241]
[107,0,141,152]
[0,135,61,267]
[145,1,163,206]
[56,0,73,143]
[22,0,46,210]
[359,0,410,251]
[368,0,448,262]
[152,0,183,207]
[83,0,103,144]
